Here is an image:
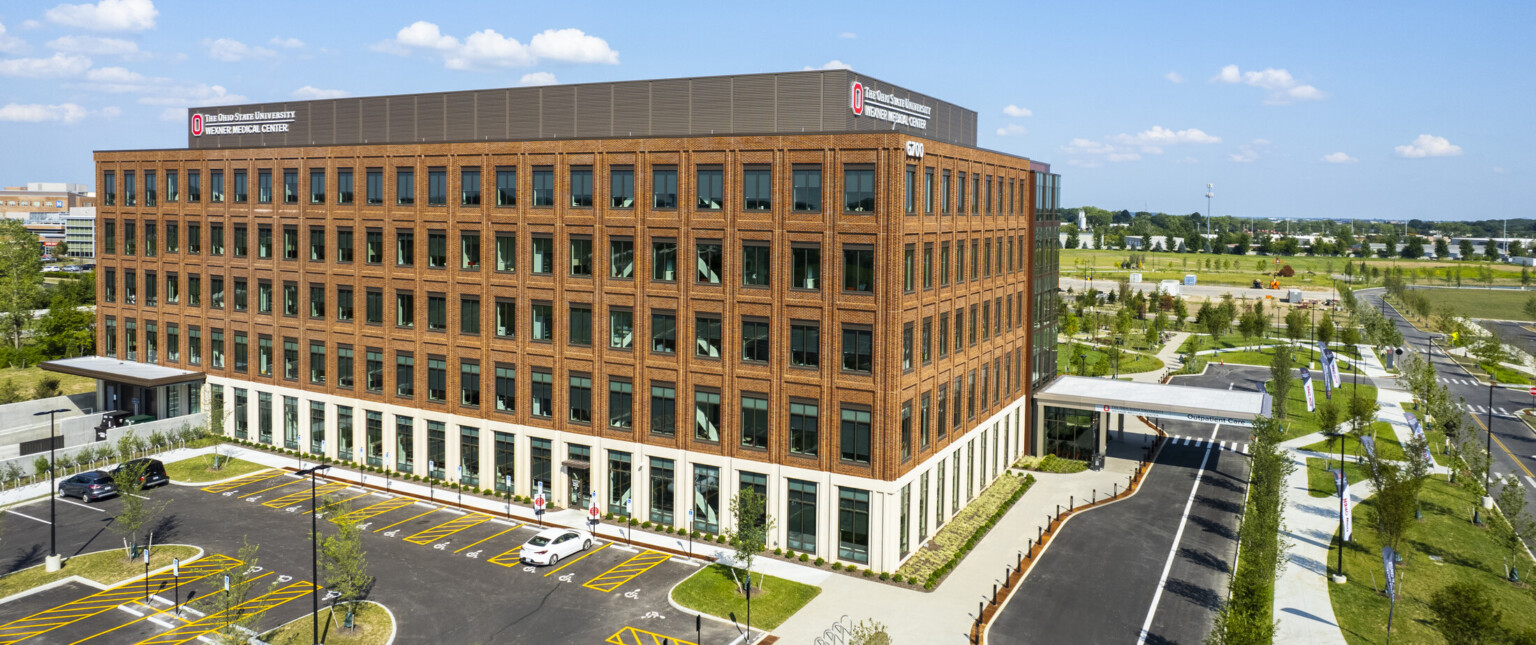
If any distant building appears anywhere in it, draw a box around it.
[64,207,96,258]
[1,182,94,222]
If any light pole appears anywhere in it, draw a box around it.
[1330,427,1347,580]
[296,463,332,645]
[1205,184,1214,240]
[35,408,68,572]
[1486,377,1496,496]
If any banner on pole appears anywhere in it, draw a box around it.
[1383,546,1397,600]
[1335,469,1353,541]
[1317,342,1335,399]
[1301,368,1317,412]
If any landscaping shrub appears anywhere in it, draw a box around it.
[832,562,843,571]
[774,547,782,556]
[879,571,889,581]
[642,521,652,529]
[862,569,873,578]
[814,557,825,567]
[892,573,903,583]
[1209,416,1290,644]
[897,473,1036,589]
[799,553,809,562]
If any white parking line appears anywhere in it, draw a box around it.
[117,604,145,617]
[1526,476,1536,490]
[1136,423,1222,645]
[6,509,50,525]
[58,497,106,512]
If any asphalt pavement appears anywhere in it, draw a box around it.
[990,366,1255,645]
[0,473,732,644]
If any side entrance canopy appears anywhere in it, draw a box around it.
[40,356,205,422]
[1035,375,1272,427]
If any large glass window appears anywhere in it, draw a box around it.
[608,451,632,516]
[494,432,515,493]
[1043,406,1099,461]
[838,488,870,563]
[651,311,676,353]
[427,168,447,206]
[570,237,593,276]
[742,243,770,287]
[787,480,817,554]
[336,169,353,204]
[743,166,771,210]
[532,302,554,342]
[693,465,720,533]
[650,383,675,436]
[790,401,818,456]
[569,374,592,423]
[741,319,769,363]
[460,361,481,407]
[532,167,554,206]
[649,457,674,525]
[841,327,872,373]
[840,407,871,464]
[792,246,820,290]
[395,416,415,472]
[495,168,516,206]
[396,168,415,205]
[610,238,634,279]
[496,233,516,272]
[790,322,819,368]
[366,169,383,205]
[531,370,553,417]
[696,242,722,283]
[282,169,298,204]
[652,240,677,281]
[366,412,383,466]
[570,167,593,207]
[531,438,552,498]
[460,426,479,487]
[395,353,414,398]
[495,365,516,412]
[695,315,721,358]
[792,165,821,211]
[843,247,874,292]
[608,379,632,428]
[652,166,677,209]
[610,308,634,349]
[461,168,481,206]
[843,166,875,212]
[610,167,634,208]
[428,232,447,268]
[740,395,768,449]
[695,167,723,210]
[694,389,721,442]
[531,236,553,274]
[427,357,447,402]
[257,169,272,203]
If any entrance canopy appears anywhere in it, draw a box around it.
[41,356,204,388]
[1035,376,1272,427]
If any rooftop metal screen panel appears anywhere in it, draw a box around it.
[612,83,649,137]
[775,73,820,133]
[650,79,690,136]
[387,96,415,142]
[574,84,612,138]
[732,75,775,134]
[507,89,540,139]
[474,90,507,141]
[690,76,732,135]
[360,98,387,143]
[419,94,446,143]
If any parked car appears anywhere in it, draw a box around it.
[58,470,116,502]
[519,528,593,566]
[111,458,169,488]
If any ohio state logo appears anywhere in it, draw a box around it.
[190,113,204,137]
[850,81,864,115]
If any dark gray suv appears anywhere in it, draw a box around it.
[111,458,170,488]
[58,471,116,502]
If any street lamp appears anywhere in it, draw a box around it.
[296,463,332,645]
[1328,426,1347,581]
[34,408,68,572]
[1486,377,1496,496]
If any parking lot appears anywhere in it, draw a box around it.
[0,469,737,644]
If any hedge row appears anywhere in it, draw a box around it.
[923,473,1036,590]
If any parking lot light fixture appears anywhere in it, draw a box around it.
[296,463,332,645]
[34,408,68,572]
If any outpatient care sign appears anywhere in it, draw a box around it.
[191,110,297,137]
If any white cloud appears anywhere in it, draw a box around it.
[84,65,146,83]
[1394,134,1462,158]
[1229,149,1259,163]
[1113,125,1221,147]
[1002,104,1032,117]
[1062,138,1115,155]
[269,36,304,49]
[0,102,90,123]
[0,21,26,54]
[1165,71,1185,83]
[45,0,157,32]
[995,124,1028,136]
[138,83,246,107]
[1211,64,1326,104]
[839,32,857,39]
[292,85,347,100]
[204,38,274,62]
[20,20,42,30]
[1064,126,1218,164]
[382,22,617,70]
[47,34,140,57]
[519,71,556,86]
[1322,151,1357,163]
[803,59,852,71]
[1251,138,1271,145]
[0,52,92,78]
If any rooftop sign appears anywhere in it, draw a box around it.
[191,110,297,137]
[851,79,932,130]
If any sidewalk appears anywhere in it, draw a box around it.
[773,419,1159,644]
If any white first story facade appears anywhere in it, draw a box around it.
[199,374,1031,574]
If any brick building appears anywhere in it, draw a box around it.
[90,70,1061,571]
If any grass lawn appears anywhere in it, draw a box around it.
[0,546,201,599]
[1270,379,1378,441]
[1063,248,1528,288]
[0,365,94,401]
[1478,361,1533,386]
[1304,457,1370,498]
[164,454,268,483]
[263,601,392,645]
[1178,333,1290,354]
[1329,475,1536,644]
[671,564,821,631]
[1301,422,1404,462]
[1057,345,1163,375]
[1014,454,1089,474]
[1415,287,1536,322]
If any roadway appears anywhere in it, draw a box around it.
[990,364,1258,645]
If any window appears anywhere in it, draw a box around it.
[610,166,634,208]
[922,317,933,364]
[921,392,932,449]
[395,352,414,398]
[651,311,676,353]
[283,227,298,260]
[102,172,116,206]
[610,238,633,279]
[495,168,516,206]
[257,336,272,376]
[494,365,516,412]
[743,166,771,210]
[166,222,179,254]
[337,346,353,388]
[792,245,820,290]
[652,240,677,281]
[337,169,353,204]
[254,225,270,259]
[843,247,874,292]
[211,276,225,310]
[569,305,592,346]
[365,289,382,324]
[902,323,914,371]
[309,227,325,261]
[956,172,966,213]
[650,383,676,436]
[925,168,934,214]
[532,302,554,341]
[954,242,965,284]
[695,315,721,358]
[695,389,721,442]
[790,322,819,368]
[569,374,592,423]
[427,168,447,206]
[531,167,554,206]
[649,457,674,525]
[936,385,948,440]
[792,165,821,211]
[569,167,593,207]
[841,326,872,373]
[529,438,551,495]
[971,240,980,280]
[365,230,382,264]
[608,451,631,515]
[531,236,553,274]
[281,169,298,204]
[696,166,723,209]
[901,401,913,460]
[427,232,447,268]
[570,237,593,276]
[905,165,916,213]
[740,395,768,449]
[310,342,326,384]
[396,231,414,266]
[427,294,447,331]
[144,222,156,257]
[396,291,414,328]
[609,379,633,428]
[495,298,516,338]
[696,241,722,283]
[839,488,870,563]
[211,329,225,368]
[495,233,516,272]
[609,308,633,349]
[530,370,553,417]
[741,319,769,363]
[652,166,677,209]
[693,465,720,533]
[396,417,414,472]
[844,166,874,212]
[365,169,383,205]
[309,284,325,318]
[461,297,480,335]
[787,480,817,553]
[366,349,382,392]
[493,432,514,492]
[460,426,480,486]
[460,232,480,270]
[145,170,157,206]
[215,169,229,203]
[742,243,770,287]
[840,408,871,463]
[904,244,915,291]
[396,168,415,205]
[461,168,481,205]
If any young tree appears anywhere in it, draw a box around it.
[1471,336,1509,369]
[109,458,158,559]
[1172,297,1189,325]
[1364,458,1418,564]
[1284,309,1307,347]
[0,218,43,354]
[1348,390,1380,440]
[1316,313,1335,346]
[1316,399,1343,465]
[319,503,374,628]
[1494,475,1536,581]
[1269,346,1294,419]
[726,488,775,595]
[1428,581,1503,645]
[202,537,278,644]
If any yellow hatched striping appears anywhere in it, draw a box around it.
[308,490,373,515]
[0,554,243,644]
[334,496,414,523]
[261,482,351,508]
[373,507,439,533]
[455,523,522,553]
[403,513,492,545]
[486,546,523,567]
[64,571,276,645]
[605,626,697,645]
[234,477,307,499]
[131,580,316,645]
[200,470,280,494]
[582,551,671,592]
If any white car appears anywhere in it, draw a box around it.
[519,527,593,566]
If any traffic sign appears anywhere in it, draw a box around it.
[1528,386,1535,396]
[589,501,601,520]
[534,493,546,511]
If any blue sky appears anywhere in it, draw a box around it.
[0,0,1530,220]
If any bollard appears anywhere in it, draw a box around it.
[1018,551,1024,568]
[1114,483,1119,496]
[1037,526,1042,541]
[1070,495,1074,510]
[992,584,997,604]
[1056,504,1061,516]
[1093,489,1097,504]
